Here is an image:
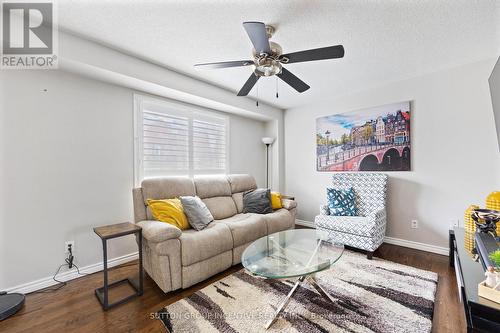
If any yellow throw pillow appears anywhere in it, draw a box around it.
[146,198,190,230]
[270,192,283,210]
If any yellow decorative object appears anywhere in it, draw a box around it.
[486,191,500,235]
[463,230,475,256]
[270,192,283,210]
[147,198,190,230]
[464,204,480,234]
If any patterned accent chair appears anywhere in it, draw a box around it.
[314,173,388,259]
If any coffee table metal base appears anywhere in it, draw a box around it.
[265,274,335,329]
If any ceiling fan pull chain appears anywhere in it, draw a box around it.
[256,80,259,107]
[276,77,279,98]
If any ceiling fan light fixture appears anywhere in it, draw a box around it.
[254,58,282,77]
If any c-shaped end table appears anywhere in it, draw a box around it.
[93,222,143,310]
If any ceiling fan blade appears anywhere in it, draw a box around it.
[194,60,254,69]
[277,67,310,93]
[237,73,260,96]
[243,22,271,55]
[281,45,344,64]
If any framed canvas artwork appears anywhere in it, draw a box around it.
[316,101,411,172]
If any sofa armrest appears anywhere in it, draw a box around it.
[282,198,297,210]
[136,220,182,243]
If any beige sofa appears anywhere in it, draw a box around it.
[132,174,297,293]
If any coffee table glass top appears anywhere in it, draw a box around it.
[241,229,344,279]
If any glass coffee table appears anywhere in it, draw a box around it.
[241,229,344,329]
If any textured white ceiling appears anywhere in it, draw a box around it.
[57,0,500,109]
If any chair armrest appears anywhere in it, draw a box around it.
[367,208,386,224]
[320,204,330,216]
[136,220,182,243]
[282,199,297,210]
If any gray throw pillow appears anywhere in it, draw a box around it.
[243,188,273,214]
[180,196,214,231]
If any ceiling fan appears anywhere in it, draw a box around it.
[194,21,345,97]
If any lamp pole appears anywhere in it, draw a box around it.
[265,143,270,188]
[261,137,275,188]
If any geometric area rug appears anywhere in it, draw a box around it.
[156,250,438,333]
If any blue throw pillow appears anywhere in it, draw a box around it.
[327,187,358,216]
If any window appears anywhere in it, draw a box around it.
[134,95,229,184]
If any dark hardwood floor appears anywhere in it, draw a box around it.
[0,243,466,333]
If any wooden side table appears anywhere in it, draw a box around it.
[93,222,143,310]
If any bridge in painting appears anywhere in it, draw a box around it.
[317,144,411,171]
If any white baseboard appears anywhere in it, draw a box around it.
[5,252,139,294]
[383,237,448,256]
[295,219,449,256]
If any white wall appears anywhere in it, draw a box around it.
[229,117,266,187]
[0,69,267,290]
[285,59,500,248]
[489,57,500,151]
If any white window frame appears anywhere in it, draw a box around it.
[134,94,230,186]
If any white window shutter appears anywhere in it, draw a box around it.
[192,113,227,173]
[135,96,228,181]
[142,110,189,177]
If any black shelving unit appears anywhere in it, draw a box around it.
[449,228,500,332]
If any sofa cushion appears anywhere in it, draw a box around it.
[215,213,267,247]
[180,196,214,231]
[142,177,195,204]
[202,197,237,220]
[227,174,257,193]
[314,215,376,237]
[232,192,244,213]
[264,209,294,234]
[232,241,253,265]
[181,251,233,289]
[179,222,233,266]
[194,175,232,199]
[228,174,257,213]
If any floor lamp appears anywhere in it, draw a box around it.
[262,137,275,188]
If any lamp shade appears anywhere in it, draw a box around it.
[262,137,275,145]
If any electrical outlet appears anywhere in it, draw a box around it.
[449,219,460,229]
[65,241,75,254]
[411,219,419,229]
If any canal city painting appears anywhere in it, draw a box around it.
[316,101,411,172]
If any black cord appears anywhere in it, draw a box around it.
[71,262,90,276]
[31,264,68,293]
[30,260,138,294]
